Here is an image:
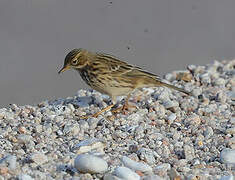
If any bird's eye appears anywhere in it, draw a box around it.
[71,59,78,65]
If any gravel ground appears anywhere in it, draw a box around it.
[0,60,234,180]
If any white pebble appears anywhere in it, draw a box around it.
[220,176,234,180]
[220,148,235,165]
[227,91,235,101]
[121,156,152,173]
[113,167,140,180]
[73,138,106,154]
[74,154,108,174]
[167,113,176,122]
[142,175,164,180]
[18,174,34,180]
[30,153,48,165]
[230,118,235,125]
[103,173,122,180]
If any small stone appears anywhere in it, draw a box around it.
[63,123,80,136]
[137,148,155,165]
[163,100,179,109]
[227,91,235,101]
[142,175,164,180]
[75,173,93,180]
[0,167,8,176]
[113,167,140,180]
[214,78,226,86]
[184,114,201,126]
[17,134,32,144]
[18,174,34,180]
[18,126,27,134]
[30,152,48,165]
[184,145,195,161]
[129,145,138,153]
[165,73,175,82]
[74,154,108,174]
[200,73,211,85]
[121,156,152,173]
[5,155,17,170]
[127,113,144,122]
[75,96,93,107]
[87,117,100,129]
[154,163,171,176]
[220,148,235,165]
[103,173,122,180]
[0,109,6,119]
[228,137,235,149]
[153,104,166,118]
[230,118,235,125]
[204,126,214,138]
[187,64,197,71]
[56,129,63,136]
[167,113,176,122]
[79,120,89,130]
[192,88,202,97]
[226,127,235,135]
[35,125,43,133]
[73,138,106,154]
[220,175,234,180]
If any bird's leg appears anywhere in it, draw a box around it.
[80,97,116,119]
[92,104,115,117]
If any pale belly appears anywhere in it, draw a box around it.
[79,70,134,98]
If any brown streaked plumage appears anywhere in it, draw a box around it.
[59,49,192,118]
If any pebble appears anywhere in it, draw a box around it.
[74,154,108,174]
[18,174,34,180]
[167,113,177,122]
[103,173,122,180]
[184,114,201,126]
[121,156,152,173]
[17,134,32,144]
[220,148,235,165]
[204,126,214,138]
[184,145,195,161]
[226,127,235,135]
[75,96,93,107]
[142,175,164,180]
[163,99,179,109]
[154,163,171,176]
[214,78,226,86]
[30,153,48,165]
[227,91,235,101]
[200,73,211,85]
[220,176,234,180]
[113,167,140,180]
[230,117,235,125]
[72,138,106,154]
[137,148,156,165]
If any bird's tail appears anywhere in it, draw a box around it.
[159,81,192,96]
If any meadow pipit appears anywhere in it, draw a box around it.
[59,49,191,118]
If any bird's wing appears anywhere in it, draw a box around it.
[94,53,162,81]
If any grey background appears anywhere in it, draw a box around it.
[1,0,235,108]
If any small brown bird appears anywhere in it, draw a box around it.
[59,49,191,118]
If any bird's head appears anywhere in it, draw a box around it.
[58,48,89,74]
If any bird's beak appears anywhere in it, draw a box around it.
[58,65,71,74]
